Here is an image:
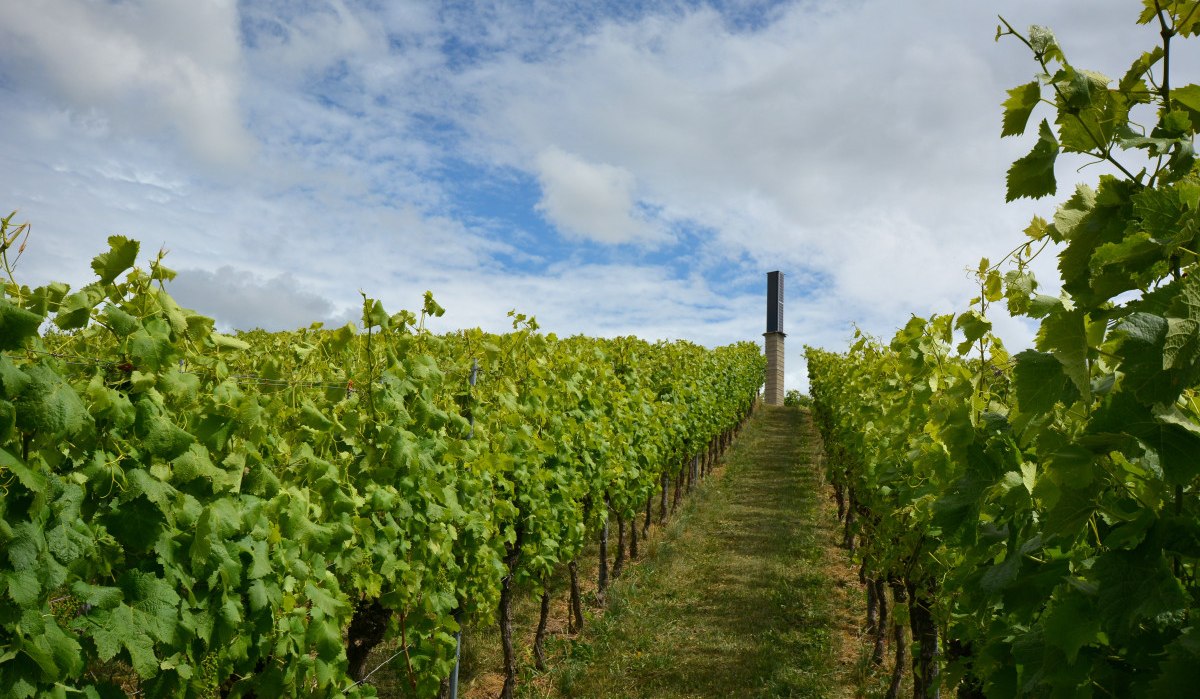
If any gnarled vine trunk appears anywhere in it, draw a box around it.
[533,579,551,671]
[906,578,939,699]
[886,579,908,699]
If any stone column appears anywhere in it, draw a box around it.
[763,331,785,405]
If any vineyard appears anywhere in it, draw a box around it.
[808,5,1200,698]
[11,4,1200,699]
[0,220,764,697]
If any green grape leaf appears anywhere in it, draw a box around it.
[1116,312,1172,402]
[1150,637,1200,694]
[5,522,43,573]
[1013,350,1076,414]
[1055,67,1107,111]
[304,582,347,618]
[127,468,178,509]
[933,469,989,535]
[980,552,1021,594]
[120,569,182,644]
[1041,444,1095,489]
[1056,72,1126,154]
[44,523,83,565]
[1042,592,1100,664]
[0,398,12,441]
[248,579,270,612]
[1035,308,1091,401]
[1171,83,1200,127]
[170,444,222,485]
[1131,180,1188,235]
[14,364,90,439]
[90,236,140,285]
[1059,181,1140,304]
[5,569,40,606]
[299,400,334,432]
[144,415,195,461]
[246,538,271,579]
[1050,184,1095,241]
[54,288,98,330]
[38,617,85,678]
[1007,120,1059,201]
[154,288,188,337]
[1024,214,1051,241]
[1163,274,1200,369]
[1041,478,1102,539]
[1029,25,1061,61]
[1002,81,1041,137]
[1158,109,1194,139]
[362,297,390,330]
[157,369,199,401]
[20,281,69,316]
[70,581,124,610]
[1004,270,1037,315]
[955,311,992,355]
[423,290,446,318]
[102,305,141,338]
[0,446,46,494]
[1004,558,1073,623]
[1142,405,1200,485]
[984,269,1004,302]
[329,323,356,354]
[210,333,250,351]
[0,299,42,350]
[89,604,159,677]
[128,329,172,373]
[1164,317,1200,369]
[1119,47,1163,95]
[1088,232,1166,300]
[305,614,343,661]
[1092,542,1187,638]
[1116,310,1200,406]
[184,312,214,341]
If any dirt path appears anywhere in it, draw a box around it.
[528,405,864,699]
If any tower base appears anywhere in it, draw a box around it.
[763,331,785,405]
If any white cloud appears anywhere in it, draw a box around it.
[0,0,255,170]
[415,260,762,348]
[452,0,1156,352]
[0,0,1184,406]
[534,147,659,245]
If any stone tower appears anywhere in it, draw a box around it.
[764,271,785,405]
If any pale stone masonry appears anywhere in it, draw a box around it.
[764,331,785,405]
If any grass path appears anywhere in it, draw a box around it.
[527,405,862,699]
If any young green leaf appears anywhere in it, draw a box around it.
[1002,81,1041,137]
[1006,120,1060,201]
[90,236,140,285]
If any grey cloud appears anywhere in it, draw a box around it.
[165,267,355,332]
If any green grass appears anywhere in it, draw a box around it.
[523,406,846,699]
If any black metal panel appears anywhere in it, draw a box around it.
[766,271,783,333]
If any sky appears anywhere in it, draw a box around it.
[0,0,1176,393]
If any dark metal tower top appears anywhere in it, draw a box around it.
[766,271,784,334]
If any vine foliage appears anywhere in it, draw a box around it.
[809,3,1200,696]
[0,218,763,697]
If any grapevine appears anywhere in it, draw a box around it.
[809,4,1200,696]
[0,217,764,697]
